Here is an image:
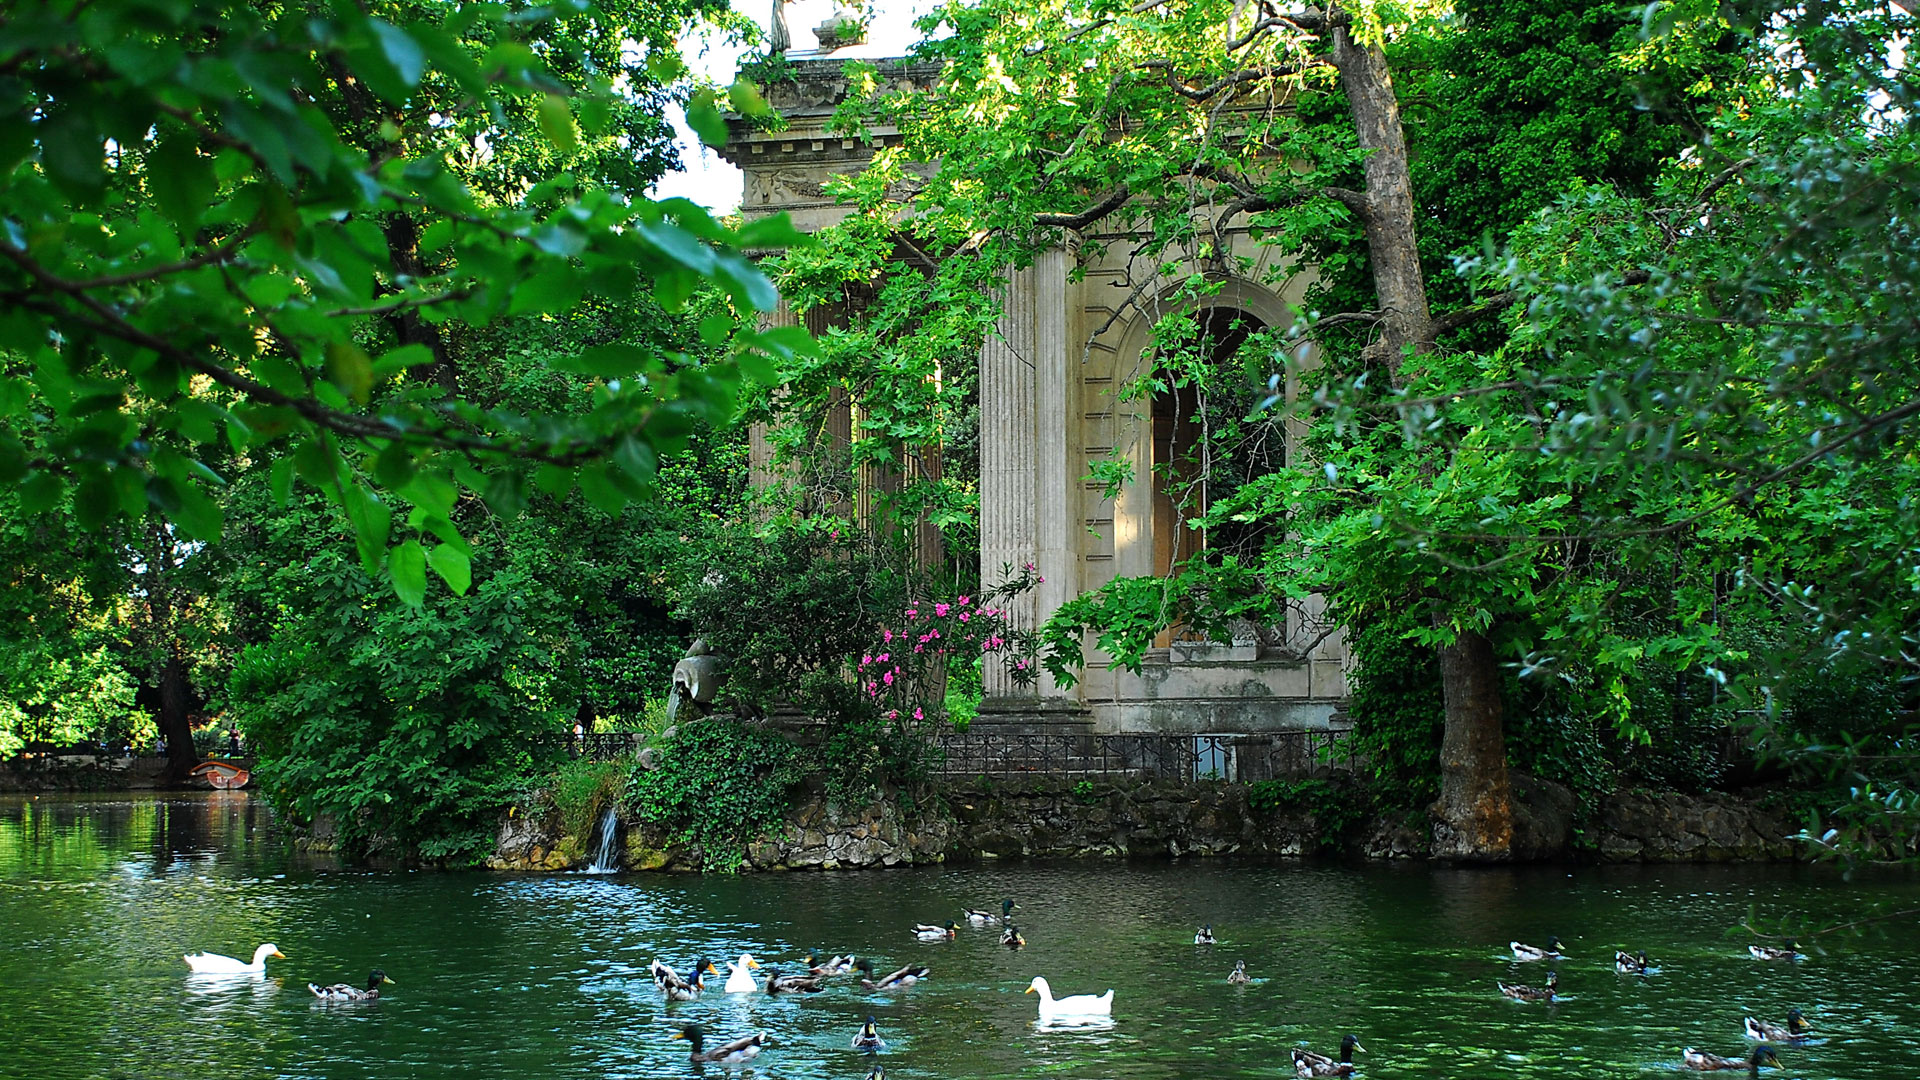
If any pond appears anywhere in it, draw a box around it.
[2,792,1916,1080]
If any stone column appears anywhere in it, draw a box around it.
[746,295,800,514]
[979,248,1082,714]
[979,262,1038,699]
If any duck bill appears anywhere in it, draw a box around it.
[1353,1043,1367,1054]
[271,951,287,959]
[1023,986,1035,994]
[747,959,761,968]
[671,1032,686,1041]
[382,976,396,985]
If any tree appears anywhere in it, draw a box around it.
[0,0,807,604]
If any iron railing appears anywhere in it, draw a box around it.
[535,732,646,762]
[932,729,1358,782]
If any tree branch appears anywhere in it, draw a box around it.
[1036,185,1133,229]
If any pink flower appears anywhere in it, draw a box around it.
[913,707,924,721]
[883,671,894,685]
[906,608,918,619]
[862,653,873,665]
[1023,561,1035,571]
[958,595,971,606]
[934,602,950,617]
[883,628,893,643]
[886,709,899,719]
[877,652,889,663]
[915,643,925,653]
[959,612,970,622]
[1037,575,1045,583]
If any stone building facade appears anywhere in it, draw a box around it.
[721,53,1351,736]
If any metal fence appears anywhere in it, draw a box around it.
[535,732,646,762]
[932,729,1358,782]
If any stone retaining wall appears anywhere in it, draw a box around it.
[487,773,1807,872]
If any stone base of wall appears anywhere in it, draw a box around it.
[483,777,1807,872]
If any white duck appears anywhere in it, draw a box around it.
[183,943,284,974]
[722,952,761,993]
[1025,976,1113,1019]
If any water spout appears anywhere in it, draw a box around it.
[584,806,620,874]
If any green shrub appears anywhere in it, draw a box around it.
[551,758,627,842]
[1246,777,1370,849]
[628,720,805,872]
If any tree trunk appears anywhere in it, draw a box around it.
[1431,627,1513,860]
[1328,13,1513,858]
[157,646,200,786]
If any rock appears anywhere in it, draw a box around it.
[1510,771,1577,860]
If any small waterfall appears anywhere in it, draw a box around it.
[584,806,620,874]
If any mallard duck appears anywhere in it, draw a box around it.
[1748,941,1800,961]
[763,967,826,994]
[721,953,761,993]
[1683,1045,1780,1073]
[1744,1009,1810,1042]
[651,957,707,998]
[913,921,958,942]
[1615,950,1651,974]
[855,957,930,990]
[183,943,284,974]
[1498,970,1558,1002]
[1292,1035,1365,1077]
[966,899,1017,926]
[664,962,710,1002]
[851,1015,886,1051]
[1227,960,1251,984]
[672,1025,769,1065]
[1025,976,1113,1019]
[309,969,394,1002]
[1510,936,1568,961]
[1194,924,1217,945]
[866,1067,885,1080]
[807,952,854,976]
[1001,924,1026,950]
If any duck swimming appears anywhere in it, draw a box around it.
[1292,1034,1364,1077]
[913,921,958,942]
[1193,924,1216,945]
[1510,936,1567,961]
[1025,976,1113,1019]
[808,953,854,976]
[721,953,761,993]
[855,957,930,990]
[309,969,394,1002]
[183,943,284,975]
[672,1025,770,1065]
[1748,942,1800,961]
[1744,1008,1810,1043]
[763,967,827,994]
[1227,960,1251,984]
[1615,950,1652,974]
[1001,924,1026,950]
[851,1015,886,1051]
[1498,970,1558,1002]
[1683,1045,1780,1073]
[966,899,1017,926]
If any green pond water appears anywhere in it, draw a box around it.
[2,792,1917,1080]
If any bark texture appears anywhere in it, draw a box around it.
[1432,628,1514,860]
[1327,10,1511,859]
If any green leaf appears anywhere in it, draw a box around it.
[18,472,64,514]
[389,539,427,606]
[369,20,426,86]
[537,94,580,155]
[729,78,772,119]
[269,456,295,506]
[483,469,528,518]
[372,343,435,376]
[146,136,214,235]
[426,544,471,595]
[41,108,106,204]
[686,91,728,149]
[372,441,415,490]
[735,213,811,250]
[325,341,374,404]
[553,343,652,377]
[508,264,585,316]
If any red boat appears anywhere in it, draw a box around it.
[189,759,250,789]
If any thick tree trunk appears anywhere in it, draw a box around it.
[157,647,200,786]
[1327,13,1512,859]
[1431,628,1513,860]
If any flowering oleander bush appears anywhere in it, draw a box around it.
[858,563,1043,734]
